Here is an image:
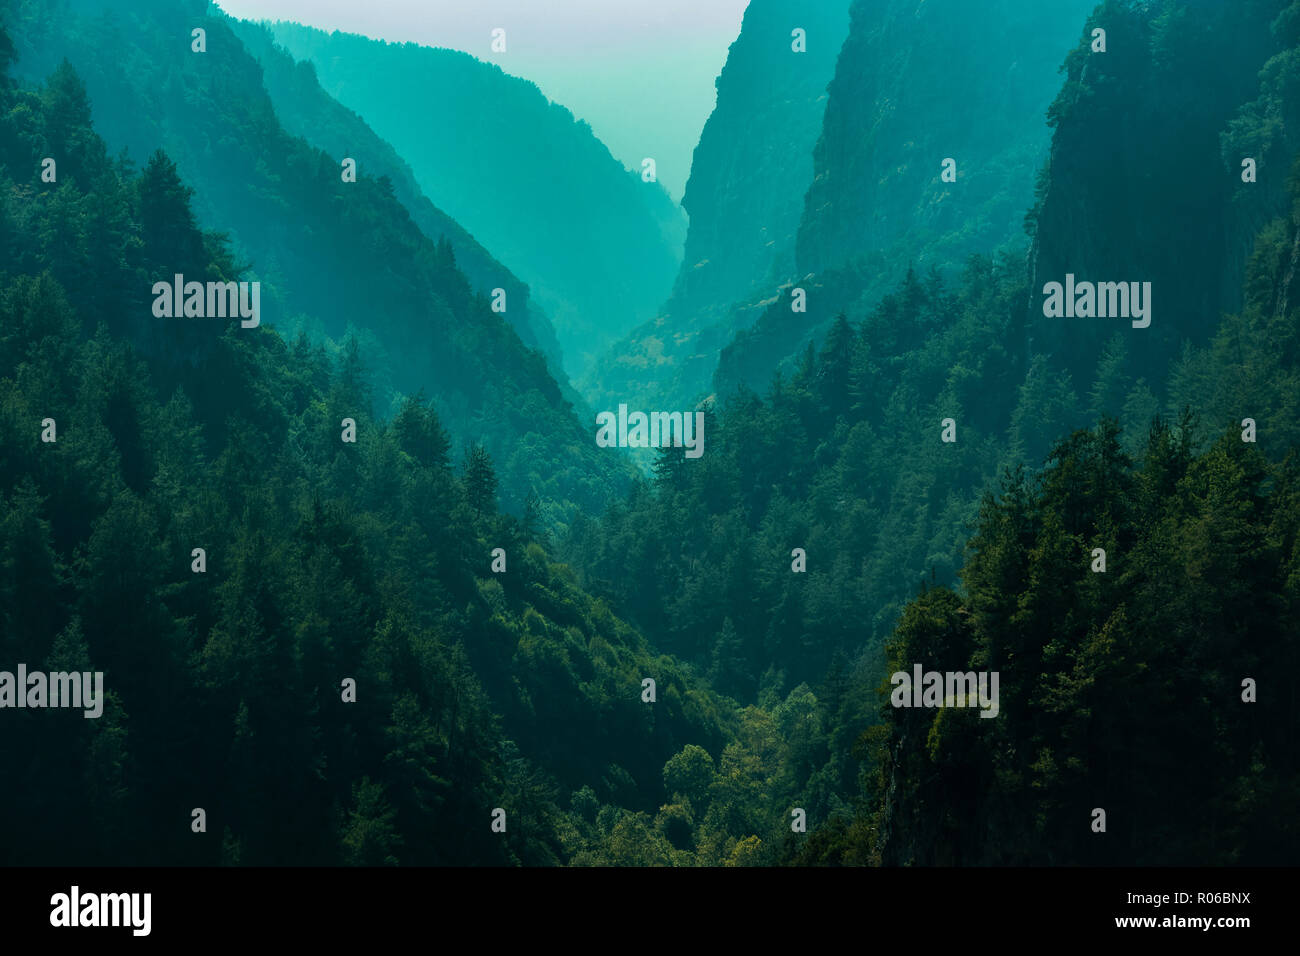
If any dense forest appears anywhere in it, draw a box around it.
[564,181,1300,864]
[0,35,748,864]
[1,0,1297,868]
[563,0,1300,863]
[5,0,634,531]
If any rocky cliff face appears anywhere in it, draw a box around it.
[796,0,1097,276]
[713,0,1095,399]
[584,0,851,413]
[675,0,852,317]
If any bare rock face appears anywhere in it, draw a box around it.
[797,0,1097,277]
[715,0,1094,400]
[674,0,852,319]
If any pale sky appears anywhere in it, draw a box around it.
[213,0,751,200]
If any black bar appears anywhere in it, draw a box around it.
[0,866,1282,943]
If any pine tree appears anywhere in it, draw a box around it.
[138,149,206,276]
[462,442,498,522]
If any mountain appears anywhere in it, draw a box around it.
[0,12,759,868]
[584,0,852,413]
[6,0,634,526]
[227,16,566,380]
[4,0,1297,871]
[713,0,1097,398]
[796,0,1097,275]
[613,0,1300,696]
[564,0,1300,866]
[266,20,688,383]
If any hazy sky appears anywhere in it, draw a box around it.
[214,0,751,200]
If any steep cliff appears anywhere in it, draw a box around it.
[714,0,1095,398]
[674,0,851,317]
[797,0,1097,275]
[585,0,851,413]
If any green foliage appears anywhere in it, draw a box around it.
[0,51,726,866]
[842,420,1300,865]
[6,0,636,531]
[566,252,1046,689]
[4,0,1299,870]
[341,778,402,866]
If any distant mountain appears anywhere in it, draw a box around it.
[267,20,688,383]
[7,0,635,524]
[228,17,566,383]
[585,0,852,414]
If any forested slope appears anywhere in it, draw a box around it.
[268,20,688,382]
[564,0,1300,866]
[0,23,776,867]
[7,0,631,526]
